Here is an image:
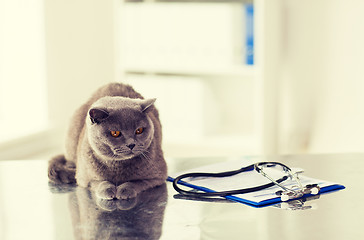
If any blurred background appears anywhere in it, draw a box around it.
[1,0,364,160]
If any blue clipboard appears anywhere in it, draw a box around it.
[167,160,346,208]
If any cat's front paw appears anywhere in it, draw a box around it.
[116,182,137,200]
[95,181,117,200]
[116,198,138,210]
[95,198,118,211]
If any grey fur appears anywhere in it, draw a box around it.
[48,83,167,199]
[69,184,167,240]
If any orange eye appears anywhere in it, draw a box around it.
[135,127,144,135]
[110,131,121,137]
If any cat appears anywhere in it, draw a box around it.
[69,184,167,240]
[48,82,167,200]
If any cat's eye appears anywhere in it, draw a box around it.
[135,127,144,135]
[110,131,121,138]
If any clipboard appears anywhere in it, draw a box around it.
[167,159,345,208]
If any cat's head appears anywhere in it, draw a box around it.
[86,96,156,161]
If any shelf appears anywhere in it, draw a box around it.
[124,0,252,3]
[123,64,256,77]
[120,2,255,77]
[162,134,260,157]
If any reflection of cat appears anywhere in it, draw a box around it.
[48,83,167,199]
[69,184,168,240]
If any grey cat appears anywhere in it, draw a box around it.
[69,184,167,240]
[48,82,167,199]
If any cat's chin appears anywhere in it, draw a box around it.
[110,155,134,161]
[108,152,140,161]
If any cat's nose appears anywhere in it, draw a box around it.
[127,144,135,150]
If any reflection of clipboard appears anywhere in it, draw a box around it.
[167,159,345,208]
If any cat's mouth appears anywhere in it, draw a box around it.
[112,148,140,160]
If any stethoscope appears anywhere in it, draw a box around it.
[172,162,321,202]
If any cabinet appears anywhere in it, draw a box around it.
[118,0,280,156]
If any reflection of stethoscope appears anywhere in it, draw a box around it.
[172,162,321,202]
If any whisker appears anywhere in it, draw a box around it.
[141,152,152,162]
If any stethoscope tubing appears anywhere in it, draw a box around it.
[172,163,290,197]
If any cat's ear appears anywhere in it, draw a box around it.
[140,98,156,113]
[89,108,109,124]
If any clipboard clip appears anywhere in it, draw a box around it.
[255,163,321,202]
[275,184,321,201]
[273,194,321,210]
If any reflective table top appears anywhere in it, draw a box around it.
[0,153,363,240]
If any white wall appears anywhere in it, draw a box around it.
[309,0,364,153]
[0,0,48,141]
[278,0,364,154]
[44,0,120,133]
[0,0,121,159]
